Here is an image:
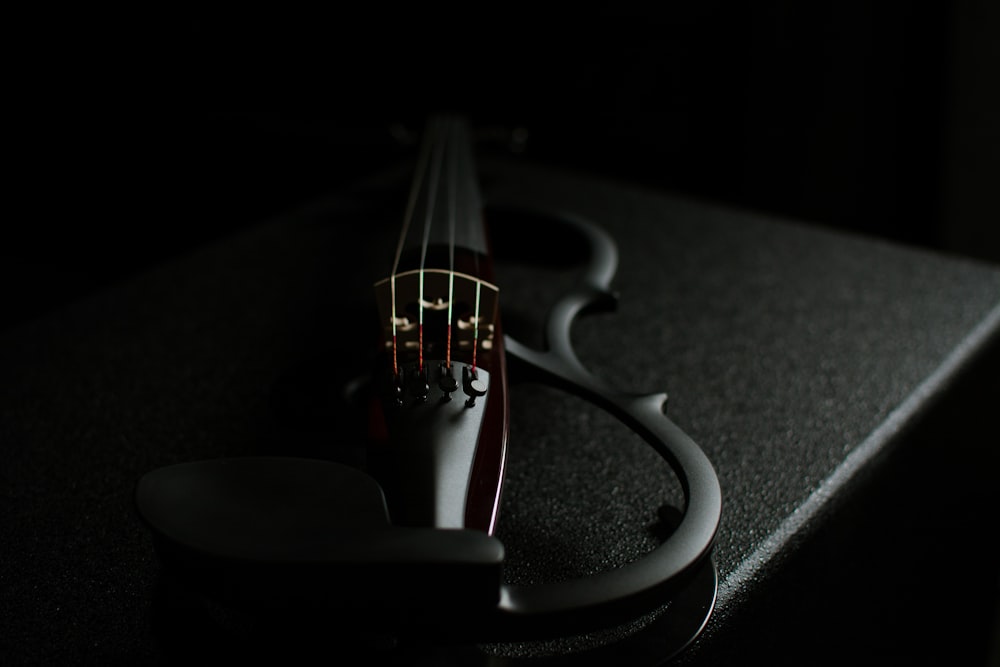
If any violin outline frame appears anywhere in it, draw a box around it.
[133,203,722,648]
[487,203,722,637]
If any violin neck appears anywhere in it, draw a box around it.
[394,115,488,268]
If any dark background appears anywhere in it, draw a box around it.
[5,3,998,333]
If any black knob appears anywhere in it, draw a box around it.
[439,364,458,395]
[462,366,487,406]
[467,378,487,397]
[410,368,429,400]
[387,370,403,406]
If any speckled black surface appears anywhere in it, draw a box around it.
[2,160,999,664]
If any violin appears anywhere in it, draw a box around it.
[135,115,722,658]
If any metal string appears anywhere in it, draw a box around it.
[390,118,437,377]
[418,118,447,372]
[446,119,459,369]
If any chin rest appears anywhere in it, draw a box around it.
[135,457,504,613]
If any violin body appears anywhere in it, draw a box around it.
[134,115,722,655]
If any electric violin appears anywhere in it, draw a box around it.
[135,115,722,659]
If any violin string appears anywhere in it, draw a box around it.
[446,118,457,370]
[472,279,481,372]
[462,121,481,279]
[457,120,482,367]
[390,117,435,378]
[419,118,447,373]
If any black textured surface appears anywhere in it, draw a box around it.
[2,160,999,664]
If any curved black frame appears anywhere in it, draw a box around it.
[487,205,722,637]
